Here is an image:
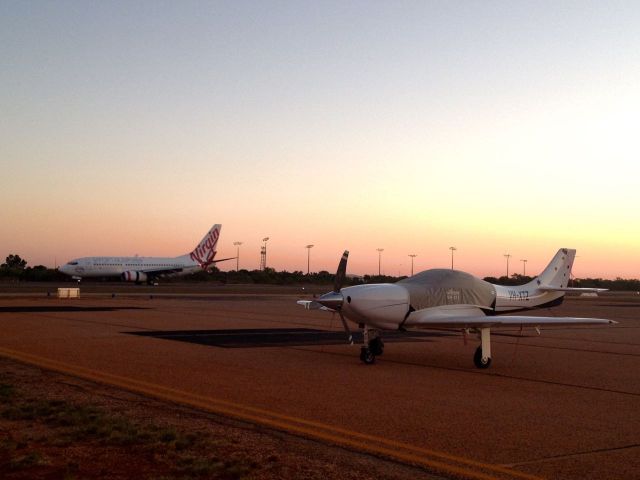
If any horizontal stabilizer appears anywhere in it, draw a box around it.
[211,256,236,264]
[539,286,608,293]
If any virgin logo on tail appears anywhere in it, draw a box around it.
[190,227,220,269]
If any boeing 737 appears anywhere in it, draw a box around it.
[299,248,616,368]
[59,224,230,284]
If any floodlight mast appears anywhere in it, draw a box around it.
[408,254,417,276]
[233,242,243,271]
[449,246,457,270]
[376,248,384,276]
[260,237,269,271]
[521,259,527,276]
[305,244,314,274]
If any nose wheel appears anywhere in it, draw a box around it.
[360,347,376,364]
[360,327,383,364]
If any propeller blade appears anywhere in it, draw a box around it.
[338,310,354,345]
[333,250,349,292]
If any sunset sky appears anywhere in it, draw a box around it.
[1,1,639,278]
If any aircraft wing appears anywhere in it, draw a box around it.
[404,304,616,328]
[140,266,185,277]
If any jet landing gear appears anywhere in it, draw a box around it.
[360,327,383,364]
[473,327,492,369]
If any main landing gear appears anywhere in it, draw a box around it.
[360,326,384,364]
[358,325,493,368]
[473,327,492,369]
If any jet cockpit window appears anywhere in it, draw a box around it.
[67,261,79,265]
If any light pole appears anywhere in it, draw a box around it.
[233,241,243,271]
[260,237,269,270]
[449,247,457,270]
[504,254,511,278]
[408,254,417,276]
[305,244,314,274]
[376,248,384,276]
[520,259,527,276]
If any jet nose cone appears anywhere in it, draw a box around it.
[316,291,344,310]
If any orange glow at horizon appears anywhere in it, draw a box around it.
[2,3,640,280]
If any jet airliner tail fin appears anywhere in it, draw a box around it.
[178,224,222,269]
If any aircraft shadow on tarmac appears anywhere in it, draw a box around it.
[0,306,149,313]
[127,328,456,348]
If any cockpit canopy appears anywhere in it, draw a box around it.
[398,269,496,310]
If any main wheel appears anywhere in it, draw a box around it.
[360,347,376,364]
[369,337,384,356]
[473,346,492,369]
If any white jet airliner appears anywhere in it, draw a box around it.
[298,248,616,368]
[59,224,231,284]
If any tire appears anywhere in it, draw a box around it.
[473,346,492,369]
[360,347,376,364]
[369,337,384,356]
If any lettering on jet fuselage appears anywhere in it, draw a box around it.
[508,290,529,301]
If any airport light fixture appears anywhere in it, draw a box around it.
[376,248,384,276]
[233,241,243,271]
[408,254,417,276]
[305,244,314,275]
[260,237,270,271]
[520,259,527,276]
[504,254,511,278]
[449,247,457,270]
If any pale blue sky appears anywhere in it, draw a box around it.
[1,1,639,276]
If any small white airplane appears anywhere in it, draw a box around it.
[298,248,616,368]
[59,224,232,284]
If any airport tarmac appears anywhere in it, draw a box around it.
[0,287,638,479]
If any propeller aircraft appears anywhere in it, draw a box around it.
[298,249,616,368]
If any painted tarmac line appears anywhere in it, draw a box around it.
[503,443,640,467]
[0,347,542,480]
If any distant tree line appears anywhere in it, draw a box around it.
[1,254,639,291]
[173,267,399,286]
[0,254,66,282]
[482,273,640,291]
[482,274,534,286]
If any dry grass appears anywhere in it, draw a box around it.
[0,375,255,479]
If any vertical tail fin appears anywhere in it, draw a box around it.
[532,248,575,289]
[185,224,222,270]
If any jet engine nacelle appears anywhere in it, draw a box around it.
[121,271,147,283]
[341,284,410,330]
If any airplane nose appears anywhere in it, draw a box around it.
[59,264,72,275]
[316,291,344,310]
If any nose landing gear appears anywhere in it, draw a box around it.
[360,327,384,364]
[360,346,376,364]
